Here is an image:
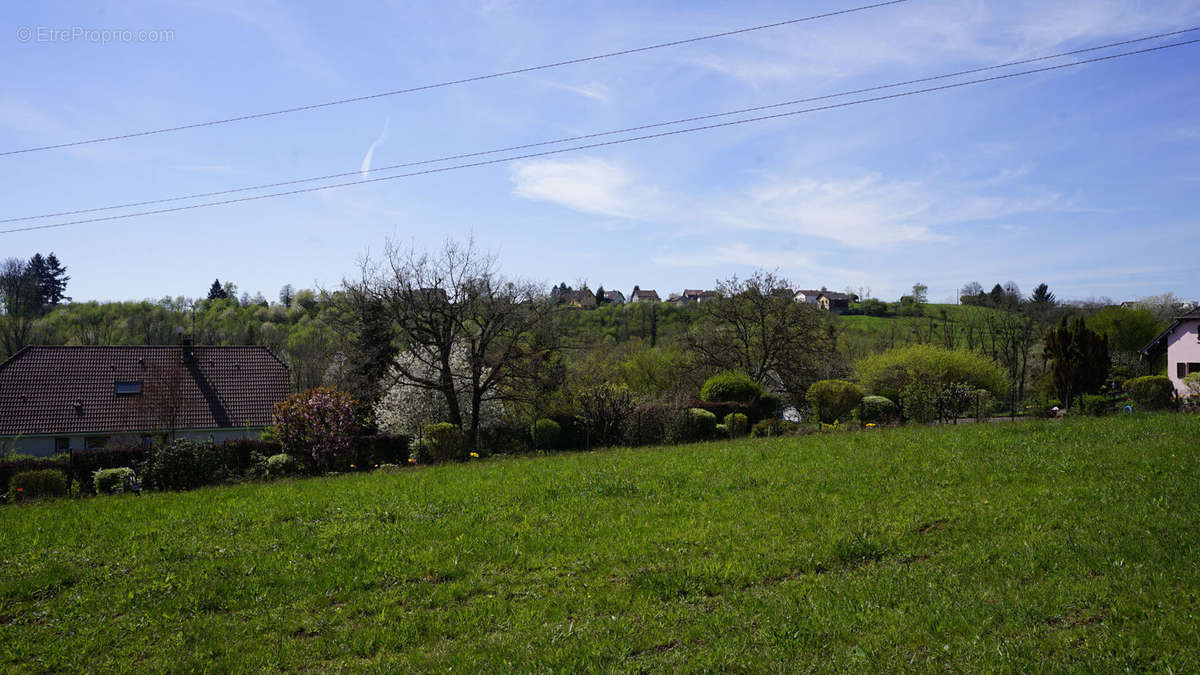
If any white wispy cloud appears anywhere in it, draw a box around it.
[717,174,937,248]
[360,118,390,178]
[509,157,663,219]
[510,156,1069,250]
[533,78,612,103]
[681,0,1200,87]
[651,241,814,269]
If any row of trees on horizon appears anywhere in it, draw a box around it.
[0,245,1186,441]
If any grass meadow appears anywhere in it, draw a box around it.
[1,414,1198,671]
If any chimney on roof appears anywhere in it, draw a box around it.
[181,336,194,365]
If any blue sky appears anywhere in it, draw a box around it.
[2,0,1198,304]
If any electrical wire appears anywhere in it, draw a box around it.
[2,37,1195,235]
[0,0,907,157]
[4,27,1194,226]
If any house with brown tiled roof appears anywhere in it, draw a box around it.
[561,289,598,309]
[0,344,291,457]
[630,288,660,303]
[818,291,851,311]
[794,289,850,311]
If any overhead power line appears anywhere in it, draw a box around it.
[2,37,1196,236]
[0,0,908,157]
[4,27,1195,227]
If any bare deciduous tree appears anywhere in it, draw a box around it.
[685,270,841,405]
[339,238,557,448]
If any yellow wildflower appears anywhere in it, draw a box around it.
[469,452,480,458]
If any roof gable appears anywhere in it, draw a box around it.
[1140,310,1200,355]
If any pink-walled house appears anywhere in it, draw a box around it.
[1142,307,1200,396]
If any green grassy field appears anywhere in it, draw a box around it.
[2,415,1198,671]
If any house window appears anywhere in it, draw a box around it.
[1190,363,1200,376]
[84,436,109,451]
[54,437,70,452]
[115,381,142,396]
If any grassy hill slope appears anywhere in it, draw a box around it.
[2,415,1198,671]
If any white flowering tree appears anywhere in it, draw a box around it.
[341,238,559,450]
[374,342,505,438]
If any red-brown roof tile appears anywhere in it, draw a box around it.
[0,346,291,436]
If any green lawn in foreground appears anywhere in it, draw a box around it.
[2,414,1198,671]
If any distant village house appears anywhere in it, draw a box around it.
[794,289,850,311]
[629,288,661,303]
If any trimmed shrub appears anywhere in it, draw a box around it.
[1125,376,1176,411]
[93,467,137,495]
[265,453,295,476]
[715,423,728,436]
[1079,394,1112,417]
[223,439,283,473]
[688,400,758,425]
[856,395,898,425]
[854,344,1009,402]
[69,448,148,493]
[9,469,68,501]
[686,408,718,439]
[756,392,782,420]
[723,412,749,437]
[750,419,803,437]
[531,419,562,450]
[700,371,762,404]
[1,454,50,462]
[807,379,865,424]
[143,440,233,491]
[423,423,463,462]
[2,457,69,499]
